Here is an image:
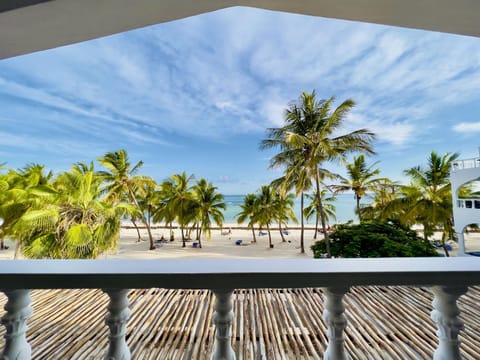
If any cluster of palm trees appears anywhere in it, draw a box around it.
[237,91,458,257]
[0,151,226,258]
[236,186,297,248]
[0,91,461,259]
[258,91,375,255]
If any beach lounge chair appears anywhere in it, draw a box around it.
[235,240,243,246]
[259,231,267,236]
[282,230,289,235]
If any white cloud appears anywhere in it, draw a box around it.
[453,122,480,133]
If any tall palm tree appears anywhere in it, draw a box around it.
[334,154,385,221]
[164,172,195,247]
[236,193,260,243]
[269,155,312,253]
[261,91,375,257]
[256,185,277,248]
[191,178,226,247]
[152,180,177,240]
[97,150,156,250]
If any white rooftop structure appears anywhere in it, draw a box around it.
[451,151,480,256]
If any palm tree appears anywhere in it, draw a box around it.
[261,91,375,256]
[272,191,297,242]
[97,150,156,250]
[361,178,399,221]
[256,185,277,248]
[191,178,226,247]
[13,169,131,258]
[163,172,195,247]
[152,180,177,240]
[0,164,53,252]
[334,154,385,221]
[269,155,312,253]
[236,193,260,243]
[399,151,458,255]
[304,190,337,237]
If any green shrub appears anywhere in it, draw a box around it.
[311,220,438,258]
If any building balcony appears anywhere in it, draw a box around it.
[0,258,479,359]
[451,157,480,172]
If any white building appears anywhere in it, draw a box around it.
[451,153,480,256]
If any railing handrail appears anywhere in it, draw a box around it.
[0,258,479,289]
[452,157,480,171]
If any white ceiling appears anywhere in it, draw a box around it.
[1,0,479,59]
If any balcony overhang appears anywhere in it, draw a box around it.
[1,0,480,60]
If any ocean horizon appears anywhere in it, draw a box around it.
[222,193,357,225]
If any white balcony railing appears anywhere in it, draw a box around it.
[456,198,480,209]
[0,258,479,360]
[451,157,480,171]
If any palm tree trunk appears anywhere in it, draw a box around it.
[169,222,174,241]
[356,194,362,222]
[0,237,4,250]
[198,225,202,248]
[315,169,331,257]
[181,226,186,247]
[313,212,318,240]
[251,225,257,243]
[300,192,305,253]
[131,218,142,242]
[279,223,286,242]
[423,222,429,242]
[267,224,272,248]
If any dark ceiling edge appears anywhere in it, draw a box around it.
[0,0,53,13]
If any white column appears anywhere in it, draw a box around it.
[0,289,33,360]
[323,287,349,360]
[456,232,466,256]
[211,289,235,360]
[431,286,468,360]
[103,289,131,360]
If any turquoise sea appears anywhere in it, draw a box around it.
[222,194,357,225]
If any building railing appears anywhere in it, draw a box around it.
[456,198,480,209]
[451,157,480,171]
[0,258,479,360]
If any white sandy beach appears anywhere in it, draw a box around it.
[1,223,480,260]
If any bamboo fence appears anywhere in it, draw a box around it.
[0,286,478,359]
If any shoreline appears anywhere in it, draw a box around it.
[1,225,479,260]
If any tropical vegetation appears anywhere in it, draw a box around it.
[311,221,439,258]
[260,91,375,256]
[0,91,464,259]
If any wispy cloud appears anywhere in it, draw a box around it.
[1,7,480,191]
[453,122,480,134]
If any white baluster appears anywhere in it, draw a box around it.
[323,287,349,360]
[103,289,131,360]
[1,289,33,360]
[211,289,235,360]
[456,232,466,256]
[431,286,468,360]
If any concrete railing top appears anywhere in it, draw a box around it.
[452,157,480,171]
[0,258,479,290]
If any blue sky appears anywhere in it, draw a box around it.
[1,7,480,194]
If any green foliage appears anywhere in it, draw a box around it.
[97,150,157,250]
[260,90,376,255]
[311,220,439,258]
[13,169,130,259]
